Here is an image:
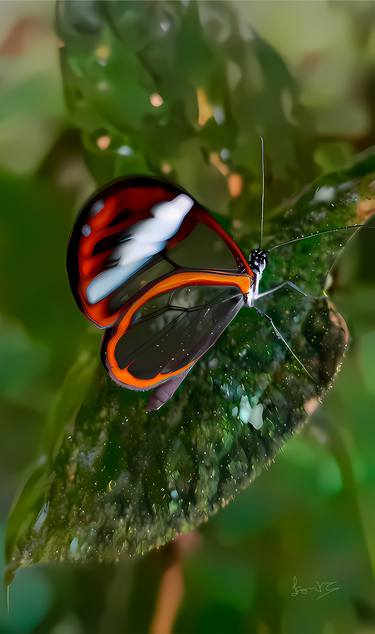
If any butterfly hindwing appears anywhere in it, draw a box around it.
[102,271,250,393]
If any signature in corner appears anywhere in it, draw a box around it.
[291,576,340,600]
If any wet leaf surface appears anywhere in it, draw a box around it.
[6,152,375,571]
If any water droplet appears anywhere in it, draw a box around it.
[69,537,79,557]
[220,147,230,161]
[97,80,110,92]
[162,162,172,174]
[160,18,171,32]
[95,44,110,65]
[33,502,49,532]
[150,93,164,107]
[117,145,133,156]
[97,135,111,150]
[239,395,251,424]
[213,105,225,124]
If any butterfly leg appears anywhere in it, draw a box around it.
[256,280,314,301]
[253,305,315,381]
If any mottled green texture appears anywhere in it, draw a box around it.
[6,152,375,571]
[56,0,314,219]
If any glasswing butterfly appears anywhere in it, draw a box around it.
[67,143,369,411]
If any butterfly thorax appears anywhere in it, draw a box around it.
[247,248,269,306]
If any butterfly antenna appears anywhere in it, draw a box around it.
[269,224,375,252]
[260,135,265,248]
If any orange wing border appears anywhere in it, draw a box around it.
[103,270,253,390]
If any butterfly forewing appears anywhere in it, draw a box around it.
[67,176,251,329]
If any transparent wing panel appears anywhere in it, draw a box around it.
[105,285,244,384]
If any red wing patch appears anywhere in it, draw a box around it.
[67,176,252,329]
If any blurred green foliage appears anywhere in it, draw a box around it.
[0,1,375,633]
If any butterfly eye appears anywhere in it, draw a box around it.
[249,249,268,273]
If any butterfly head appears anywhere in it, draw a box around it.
[249,248,268,276]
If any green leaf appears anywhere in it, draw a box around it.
[6,151,375,572]
[56,0,316,217]
[0,170,85,378]
[0,317,48,401]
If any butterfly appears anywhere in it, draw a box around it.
[67,168,369,412]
